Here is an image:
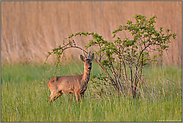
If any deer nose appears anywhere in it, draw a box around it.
[88,66,91,69]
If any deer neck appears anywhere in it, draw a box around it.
[82,70,91,83]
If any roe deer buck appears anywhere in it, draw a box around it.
[47,51,94,102]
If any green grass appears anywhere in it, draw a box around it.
[1,63,182,122]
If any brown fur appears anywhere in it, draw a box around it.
[47,52,94,102]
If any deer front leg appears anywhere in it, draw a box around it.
[48,91,59,102]
[75,92,80,102]
[54,91,63,100]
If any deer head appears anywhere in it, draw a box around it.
[80,51,94,72]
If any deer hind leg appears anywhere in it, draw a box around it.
[80,92,85,99]
[75,92,81,102]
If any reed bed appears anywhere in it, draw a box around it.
[1,1,182,65]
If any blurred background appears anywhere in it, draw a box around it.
[1,1,182,66]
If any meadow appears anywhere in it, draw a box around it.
[1,1,182,122]
[1,63,182,122]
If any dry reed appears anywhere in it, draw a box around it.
[1,1,182,66]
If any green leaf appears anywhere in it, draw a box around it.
[75,32,81,36]
[112,34,116,38]
[68,34,74,38]
[81,32,87,36]
[48,52,51,55]
[173,33,176,39]
[127,20,132,25]
[166,29,170,33]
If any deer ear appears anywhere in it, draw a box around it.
[90,53,94,61]
[80,55,85,62]
[53,76,58,82]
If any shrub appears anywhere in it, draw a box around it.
[44,14,176,98]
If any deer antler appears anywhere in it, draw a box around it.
[88,51,91,58]
[83,51,87,58]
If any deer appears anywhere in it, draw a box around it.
[47,51,94,103]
